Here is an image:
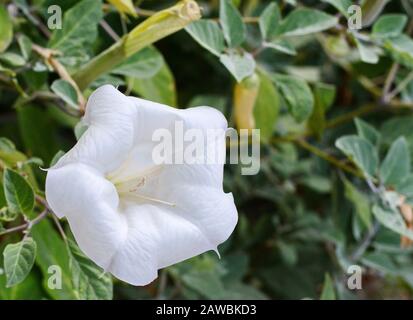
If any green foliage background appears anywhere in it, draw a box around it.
[1,0,413,300]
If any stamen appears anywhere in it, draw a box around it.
[130,193,176,207]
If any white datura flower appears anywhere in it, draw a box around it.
[45,85,238,286]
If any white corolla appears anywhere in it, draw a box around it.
[45,85,238,286]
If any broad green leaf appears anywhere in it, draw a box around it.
[182,269,226,299]
[355,118,380,147]
[0,268,45,300]
[51,79,79,110]
[300,176,332,193]
[0,138,27,167]
[372,14,408,38]
[3,168,34,216]
[308,83,336,138]
[106,0,137,17]
[0,5,13,52]
[272,74,314,123]
[131,60,177,106]
[320,273,336,300]
[397,174,413,198]
[277,9,338,37]
[49,0,102,62]
[185,20,225,56]
[372,204,413,240]
[361,0,390,27]
[31,219,77,299]
[253,71,280,142]
[384,35,413,69]
[17,105,60,163]
[17,35,32,60]
[354,37,379,64]
[361,252,398,274]
[335,135,378,178]
[112,47,163,79]
[343,177,372,228]
[0,52,26,67]
[223,282,268,300]
[67,240,113,300]
[3,238,37,287]
[380,137,410,187]
[259,2,281,40]
[220,51,255,82]
[219,0,245,47]
[321,0,352,17]
[264,39,296,56]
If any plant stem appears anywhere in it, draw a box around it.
[32,44,86,112]
[350,220,380,262]
[0,209,48,237]
[294,139,363,178]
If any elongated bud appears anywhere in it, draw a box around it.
[125,0,201,55]
[73,0,201,90]
[233,73,260,132]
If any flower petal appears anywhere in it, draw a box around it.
[109,97,228,188]
[45,162,127,269]
[55,85,137,173]
[107,191,237,285]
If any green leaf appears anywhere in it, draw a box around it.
[384,35,413,69]
[67,240,113,300]
[219,0,245,47]
[259,2,281,40]
[372,14,408,38]
[380,137,410,187]
[321,0,352,17]
[320,273,336,300]
[361,0,390,27]
[131,59,177,106]
[0,52,26,67]
[220,51,255,82]
[277,9,338,37]
[3,168,34,216]
[17,35,32,60]
[51,79,79,110]
[264,39,296,56]
[0,138,27,167]
[17,104,60,163]
[355,118,380,147]
[397,174,413,198]
[308,83,336,138]
[31,219,77,299]
[112,46,163,79]
[3,238,37,287]
[361,252,398,274]
[253,71,280,142]
[354,37,379,64]
[335,135,378,178]
[185,20,225,57]
[0,269,45,300]
[272,74,314,123]
[0,5,13,52]
[49,0,103,62]
[343,177,372,228]
[372,204,413,240]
